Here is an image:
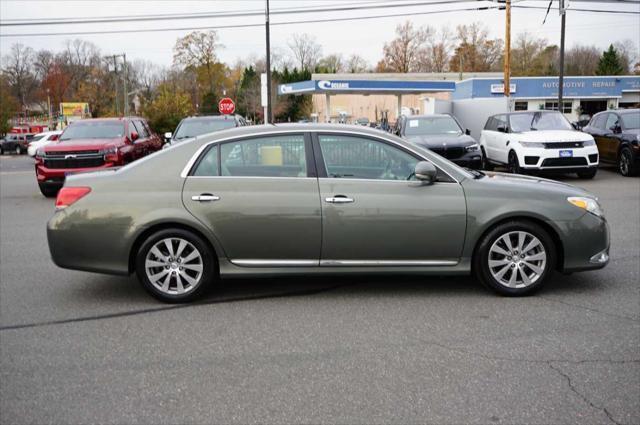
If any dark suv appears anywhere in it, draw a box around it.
[35,117,162,197]
[395,114,482,168]
[0,133,33,155]
[164,115,247,146]
[581,109,640,176]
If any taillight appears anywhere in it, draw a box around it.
[55,187,91,210]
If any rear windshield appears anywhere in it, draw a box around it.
[404,116,462,136]
[509,112,572,132]
[60,122,125,141]
[174,119,236,140]
[621,112,640,129]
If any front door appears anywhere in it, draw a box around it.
[314,133,467,265]
[182,133,322,266]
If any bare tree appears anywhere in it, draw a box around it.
[449,22,503,72]
[346,54,369,73]
[613,39,639,73]
[380,21,428,73]
[1,43,37,107]
[173,30,223,93]
[429,27,454,72]
[318,54,344,73]
[288,33,322,70]
[565,45,601,75]
[511,32,548,76]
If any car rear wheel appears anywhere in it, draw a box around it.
[38,183,60,198]
[474,221,556,296]
[507,151,522,174]
[577,167,597,179]
[15,146,22,155]
[136,228,215,303]
[481,147,493,171]
[618,147,638,177]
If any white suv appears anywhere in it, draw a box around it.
[480,111,599,179]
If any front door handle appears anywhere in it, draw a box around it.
[192,194,220,202]
[325,195,354,204]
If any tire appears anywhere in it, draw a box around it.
[618,147,638,177]
[136,228,215,303]
[473,220,556,296]
[15,146,22,155]
[507,151,522,174]
[38,183,60,198]
[577,167,597,179]
[481,147,494,171]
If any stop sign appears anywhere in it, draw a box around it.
[218,97,235,115]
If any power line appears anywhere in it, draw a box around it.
[513,5,640,12]
[0,4,507,38]
[0,0,484,26]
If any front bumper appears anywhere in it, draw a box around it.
[35,162,117,183]
[451,152,483,169]
[517,145,599,170]
[554,212,610,272]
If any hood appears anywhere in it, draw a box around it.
[407,133,476,148]
[515,130,593,143]
[479,171,592,197]
[44,138,122,152]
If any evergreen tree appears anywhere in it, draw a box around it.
[596,45,625,75]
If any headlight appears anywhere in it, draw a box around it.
[583,139,596,146]
[568,196,603,217]
[519,141,545,148]
[465,143,480,152]
[36,148,45,158]
[103,146,119,162]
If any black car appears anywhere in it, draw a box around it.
[0,133,32,155]
[582,109,640,176]
[164,115,248,146]
[395,114,482,168]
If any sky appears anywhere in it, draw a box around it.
[1,0,639,68]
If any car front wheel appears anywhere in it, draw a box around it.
[507,151,522,174]
[136,228,215,303]
[474,221,556,296]
[38,183,60,198]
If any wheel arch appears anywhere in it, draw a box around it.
[471,215,565,272]
[128,222,220,277]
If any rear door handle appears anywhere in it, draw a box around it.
[325,195,354,204]
[192,194,220,202]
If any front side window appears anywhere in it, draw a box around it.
[403,116,462,136]
[318,134,418,181]
[494,115,508,131]
[605,114,619,130]
[220,134,307,177]
[59,121,125,141]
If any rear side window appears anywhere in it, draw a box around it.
[192,145,219,177]
[220,134,307,178]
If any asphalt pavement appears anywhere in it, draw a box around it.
[1,154,638,424]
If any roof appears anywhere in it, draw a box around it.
[278,78,456,96]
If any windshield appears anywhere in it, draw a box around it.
[60,122,125,141]
[509,112,572,132]
[404,116,462,136]
[174,119,236,140]
[621,112,640,129]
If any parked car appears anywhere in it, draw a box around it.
[0,133,33,155]
[27,130,62,157]
[35,117,162,197]
[396,114,482,169]
[164,115,248,147]
[480,111,599,179]
[581,108,640,176]
[48,124,609,303]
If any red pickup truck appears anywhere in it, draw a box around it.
[35,117,163,197]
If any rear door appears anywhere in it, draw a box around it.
[314,132,467,264]
[182,132,322,265]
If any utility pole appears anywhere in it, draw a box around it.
[503,0,511,101]
[558,0,567,112]
[265,0,272,124]
[46,88,51,129]
[112,55,119,116]
[123,53,128,116]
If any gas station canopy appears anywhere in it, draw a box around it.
[278,79,456,95]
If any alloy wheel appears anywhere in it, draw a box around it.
[619,151,630,176]
[488,231,547,289]
[145,237,203,295]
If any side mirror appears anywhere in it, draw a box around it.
[465,129,471,136]
[130,131,139,142]
[414,161,437,184]
[164,132,172,141]
[497,125,508,133]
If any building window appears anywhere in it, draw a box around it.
[544,101,572,113]
[514,101,528,111]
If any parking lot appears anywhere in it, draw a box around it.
[0,153,638,424]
